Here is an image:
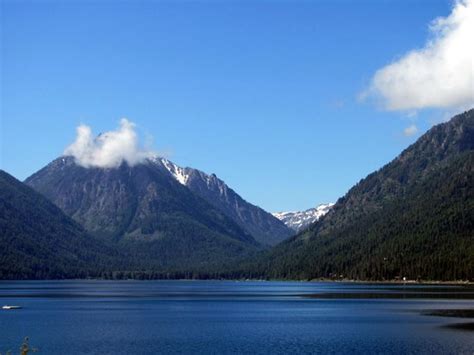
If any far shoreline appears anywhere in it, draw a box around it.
[1,278,473,285]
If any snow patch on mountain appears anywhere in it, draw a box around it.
[159,158,190,185]
[152,157,220,188]
[273,203,334,232]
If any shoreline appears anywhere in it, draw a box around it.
[0,278,472,285]
[308,278,474,285]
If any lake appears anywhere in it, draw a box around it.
[0,281,473,354]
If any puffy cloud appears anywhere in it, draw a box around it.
[64,118,155,168]
[403,124,418,137]
[363,0,474,111]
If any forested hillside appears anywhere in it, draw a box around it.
[0,170,121,279]
[231,109,474,281]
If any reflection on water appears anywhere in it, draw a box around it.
[0,281,473,354]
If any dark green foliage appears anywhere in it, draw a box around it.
[0,170,122,279]
[246,109,474,281]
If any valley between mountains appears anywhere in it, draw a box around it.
[1,109,473,281]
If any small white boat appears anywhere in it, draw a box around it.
[2,305,22,310]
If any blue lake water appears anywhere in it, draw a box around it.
[0,281,473,354]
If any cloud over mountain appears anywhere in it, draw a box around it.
[363,0,474,111]
[64,119,155,168]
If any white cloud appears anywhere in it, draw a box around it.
[403,124,418,137]
[363,0,474,111]
[64,118,156,168]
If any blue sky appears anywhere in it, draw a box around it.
[1,0,465,212]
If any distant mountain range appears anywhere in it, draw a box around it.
[273,203,334,232]
[1,109,472,281]
[253,109,474,281]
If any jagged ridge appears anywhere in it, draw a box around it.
[153,157,293,246]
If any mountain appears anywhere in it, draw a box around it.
[25,157,261,272]
[273,203,334,232]
[0,170,121,279]
[152,157,293,246]
[251,109,474,281]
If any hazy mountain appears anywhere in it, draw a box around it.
[0,170,120,279]
[25,157,260,271]
[250,109,474,281]
[152,157,293,246]
[273,203,334,232]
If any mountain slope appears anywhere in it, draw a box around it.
[273,203,334,232]
[257,109,474,281]
[25,158,260,271]
[154,157,293,246]
[0,170,120,279]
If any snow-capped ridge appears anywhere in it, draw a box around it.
[273,203,334,232]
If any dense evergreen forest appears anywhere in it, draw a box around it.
[0,170,124,279]
[231,110,473,281]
